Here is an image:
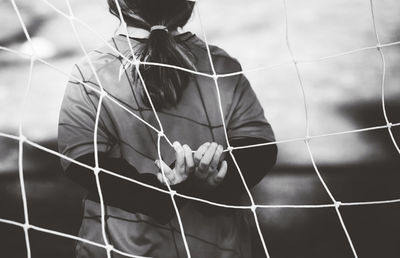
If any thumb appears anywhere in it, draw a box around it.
[154,160,172,174]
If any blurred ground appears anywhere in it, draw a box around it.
[1,0,400,257]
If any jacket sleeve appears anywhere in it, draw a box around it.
[66,153,190,224]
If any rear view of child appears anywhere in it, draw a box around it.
[58,0,277,257]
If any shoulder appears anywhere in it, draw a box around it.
[208,44,242,74]
[188,35,242,75]
[70,38,123,83]
[64,38,125,105]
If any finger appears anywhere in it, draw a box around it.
[173,141,185,173]
[157,173,166,185]
[198,142,218,172]
[155,159,173,173]
[155,160,175,184]
[194,142,210,165]
[183,144,195,173]
[209,160,227,186]
[216,160,228,182]
[209,144,223,171]
[158,173,172,186]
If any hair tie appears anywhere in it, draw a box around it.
[150,25,168,32]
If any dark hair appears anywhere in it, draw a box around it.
[108,0,195,110]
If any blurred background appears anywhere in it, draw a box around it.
[1,0,400,257]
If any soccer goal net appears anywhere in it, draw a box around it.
[0,0,399,257]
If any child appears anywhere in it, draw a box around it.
[58,0,277,257]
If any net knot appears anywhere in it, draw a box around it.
[170,190,177,196]
[376,43,382,50]
[30,54,38,62]
[250,205,257,212]
[227,146,234,152]
[20,134,27,143]
[212,74,218,81]
[23,222,30,230]
[100,90,108,98]
[334,201,342,208]
[93,167,101,175]
[105,244,113,252]
[304,136,311,143]
[158,131,165,138]
[387,122,393,128]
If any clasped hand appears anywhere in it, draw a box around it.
[155,142,228,187]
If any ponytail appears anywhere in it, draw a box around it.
[108,0,195,110]
[135,26,194,110]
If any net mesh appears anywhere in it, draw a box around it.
[0,0,400,257]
